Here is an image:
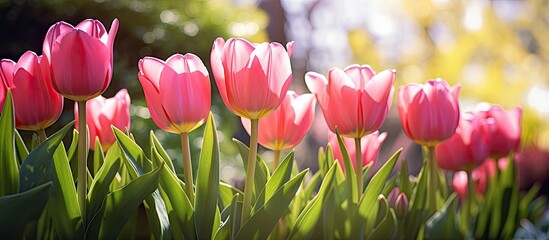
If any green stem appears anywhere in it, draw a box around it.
[180,132,195,205]
[427,145,437,212]
[241,119,259,225]
[77,101,88,225]
[465,170,474,234]
[273,149,281,172]
[355,137,363,196]
[37,129,47,143]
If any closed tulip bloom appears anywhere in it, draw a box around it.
[241,91,315,151]
[138,54,211,133]
[0,59,15,113]
[475,103,522,158]
[398,79,460,146]
[435,113,489,171]
[75,89,130,151]
[1,51,63,131]
[306,65,395,138]
[42,18,119,101]
[210,37,293,119]
[328,131,387,172]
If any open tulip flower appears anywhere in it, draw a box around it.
[474,103,522,158]
[138,53,211,134]
[1,51,63,140]
[305,65,395,139]
[74,89,130,152]
[241,91,316,169]
[210,37,293,120]
[328,131,387,173]
[42,18,119,101]
[435,112,490,172]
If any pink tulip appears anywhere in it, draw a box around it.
[435,112,490,171]
[42,18,119,101]
[398,79,460,146]
[241,91,316,151]
[210,37,293,119]
[0,51,63,131]
[0,59,15,113]
[328,131,387,172]
[75,89,130,151]
[306,65,395,138]
[474,103,522,158]
[138,54,211,134]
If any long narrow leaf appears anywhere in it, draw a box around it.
[233,139,270,199]
[14,130,28,164]
[0,91,18,196]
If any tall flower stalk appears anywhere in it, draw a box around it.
[180,132,194,204]
[242,119,259,223]
[77,100,88,220]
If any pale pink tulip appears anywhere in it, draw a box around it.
[241,91,316,151]
[75,89,130,151]
[435,113,489,171]
[1,51,63,131]
[210,37,293,119]
[306,65,395,138]
[42,19,119,101]
[138,54,211,134]
[328,131,387,172]
[475,103,522,158]
[398,79,460,146]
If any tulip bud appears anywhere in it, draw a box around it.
[395,192,408,218]
[387,187,400,208]
[475,103,522,158]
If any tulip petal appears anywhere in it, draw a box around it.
[211,38,230,108]
[139,57,165,89]
[343,64,375,88]
[138,74,176,133]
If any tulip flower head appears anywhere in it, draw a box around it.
[0,60,15,114]
[1,51,64,131]
[75,89,130,151]
[210,37,293,119]
[398,78,460,146]
[435,112,490,171]
[328,131,387,172]
[42,18,119,101]
[241,91,316,151]
[306,65,395,138]
[475,103,522,158]
[138,54,211,134]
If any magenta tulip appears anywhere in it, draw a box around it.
[138,53,211,134]
[210,37,293,119]
[1,51,63,132]
[435,112,489,171]
[328,131,387,172]
[398,78,460,146]
[306,65,395,138]
[0,59,15,113]
[241,91,316,151]
[42,18,119,101]
[475,103,522,158]
[75,89,130,151]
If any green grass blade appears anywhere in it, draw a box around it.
[0,91,18,196]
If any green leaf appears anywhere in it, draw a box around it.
[253,151,295,213]
[87,143,123,225]
[49,143,82,238]
[150,130,175,172]
[0,182,51,238]
[236,170,308,240]
[399,160,412,197]
[219,182,243,210]
[424,194,460,239]
[233,138,270,199]
[151,147,196,240]
[113,127,152,175]
[14,130,28,164]
[368,197,397,240]
[356,148,401,236]
[19,121,74,192]
[501,157,519,239]
[195,113,220,240]
[86,164,162,239]
[215,193,242,240]
[67,129,79,180]
[92,138,105,176]
[288,163,337,240]
[0,91,18,196]
[317,147,328,178]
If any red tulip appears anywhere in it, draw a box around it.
[210,37,293,119]
[138,54,211,134]
[306,65,395,138]
[0,59,15,113]
[42,19,119,101]
[475,103,522,158]
[241,91,316,151]
[1,51,64,131]
[328,131,387,172]
[398,79,460,146]
[435,112,490,171]
[75,89,130,151]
